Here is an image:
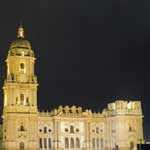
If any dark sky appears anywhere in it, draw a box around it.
[0,0,150,139]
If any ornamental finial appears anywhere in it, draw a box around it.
[17,21,24,38]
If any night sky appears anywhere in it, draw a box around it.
[0,0,150,139]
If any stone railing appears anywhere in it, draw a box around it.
[39,106,103,118]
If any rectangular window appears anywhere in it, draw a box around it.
[92,138,95,148]
[96,127,99,133]
[97,138,99,148]
[101,138,103,148]
[48,138,51,148]
[44,138,47,148]
[39,138,42,148]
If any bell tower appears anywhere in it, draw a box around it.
[2,24,39,150]
[3,24,38,112]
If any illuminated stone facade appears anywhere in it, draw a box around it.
[1,25,144,150]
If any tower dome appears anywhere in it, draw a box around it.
[9,24,34,57]
[10,24,31,49]
[10,38,31,49]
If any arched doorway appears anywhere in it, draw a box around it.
[20,142,24,150]
[130,141,134,150]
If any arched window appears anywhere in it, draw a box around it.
[39,138,42,148]
[65,137,69,148]
[11,73,14,81]
[20,94,24,105]
[130,142,134,150]
[92,138,95,148]
[20,125,25,131]
[44,127,47,133]
[48,138,51,148]
[129,126,132,132]
[20,63,25,69]
[96,127,99,133]
[16,97,18,105]
[44,138,47,148]
[97,138,99,148]
[20,122,25,131]
[26,97,29,106]
[128,123,135,132]
[20,63,25,74]
[20,142,24,150]
[70,138,74,148]
[101,138,103,148]
[70,125,74,133]
[76,137,80,148]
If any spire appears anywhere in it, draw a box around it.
[17,22,24,38]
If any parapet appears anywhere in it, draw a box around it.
[39,100,143,118]
[39,105,103,118]
[103,100,142,116]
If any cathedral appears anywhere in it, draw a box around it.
[0,25,144,150]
